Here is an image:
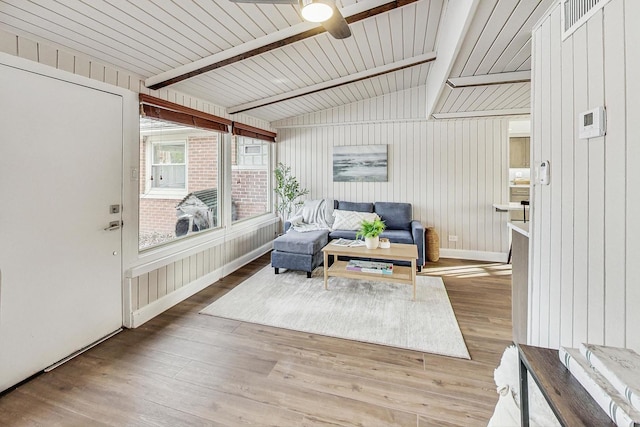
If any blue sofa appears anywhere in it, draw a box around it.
[329,201,424,270]
[271,200,424,276]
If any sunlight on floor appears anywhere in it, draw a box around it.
[422,262,512,278]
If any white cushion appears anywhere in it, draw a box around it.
[332,210,379,231]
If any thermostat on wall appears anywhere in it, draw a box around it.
[579,106,606,139]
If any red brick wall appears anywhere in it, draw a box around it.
[231,136,238,166]
[187,135,218,191]
[139,198,178,234]
[232,169,268,221]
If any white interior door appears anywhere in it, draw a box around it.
[0,63,123,391]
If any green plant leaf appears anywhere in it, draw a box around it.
[273,162,309,219]
[356,217,386,239]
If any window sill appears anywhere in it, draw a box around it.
[127,213,278,278]
[140,192,186,200]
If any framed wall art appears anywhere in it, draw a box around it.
[333,145,388,182]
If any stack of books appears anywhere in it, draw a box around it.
[346,260,393,275]
[559,344,640,426]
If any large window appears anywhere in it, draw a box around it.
[139,117,220,250]
[137,95,276,251]
[231,136,270,223]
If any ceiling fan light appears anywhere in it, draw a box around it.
[300,0,334,23]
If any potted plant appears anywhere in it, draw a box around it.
[356,217,386,249]
[273,162,309,226]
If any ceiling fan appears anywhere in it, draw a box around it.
[229,0,352,39]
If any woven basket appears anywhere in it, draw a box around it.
[425,227,440,262]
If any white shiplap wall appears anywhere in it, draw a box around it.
[0,27,277,325]
[274,87,511,260]
[128,222,278,326]
[529,0,640,352]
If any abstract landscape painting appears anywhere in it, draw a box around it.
[333,145,388,182]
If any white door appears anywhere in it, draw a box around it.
[0,63,123,391]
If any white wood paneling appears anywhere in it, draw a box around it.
[275,96,510,259]
[450,0,555,78]
[547,5,562,348]
[530,25,542,344]
[559,11,575,348]
[625,0,640,353]
[603,0,626,347]
[129,221,278,311]
[571,24,590,347]
[586,11,605,346]
[272,85,428,127]
[529,0,640,352]
[436,82,530,115]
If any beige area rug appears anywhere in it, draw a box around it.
[200,266,470,359]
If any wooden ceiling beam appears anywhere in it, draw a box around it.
[145,0,418,90]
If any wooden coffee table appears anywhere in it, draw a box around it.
[321,242,419,300]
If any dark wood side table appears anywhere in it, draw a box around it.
[517,344,616,427]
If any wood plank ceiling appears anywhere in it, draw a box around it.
[432,0,554,118]
[0,0,554,123]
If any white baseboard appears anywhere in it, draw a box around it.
[130,267,224,328]
[129,241,273,328]
[438,248,508,263]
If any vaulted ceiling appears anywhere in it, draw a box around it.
[0,0,553,123]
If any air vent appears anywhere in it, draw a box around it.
[561,0,612,39]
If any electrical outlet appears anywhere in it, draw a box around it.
[448,235,458,242]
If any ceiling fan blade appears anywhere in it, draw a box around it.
[322,6,351,39]
[228,0,296,3]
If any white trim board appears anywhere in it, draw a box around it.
[438,249,507,263]
[432,108,530,119]
[273,118,429,129]
[447,71,531,88]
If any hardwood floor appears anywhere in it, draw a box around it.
[0,256,513,426]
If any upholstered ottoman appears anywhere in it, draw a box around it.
[271,229,329,278]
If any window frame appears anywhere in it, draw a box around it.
[143,137,188,199]
[138,124,222,252]
[133,94,278,264]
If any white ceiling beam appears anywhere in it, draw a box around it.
[145,0,398,90]
[431,108,530,119]
[425,0,480,118]
[227,52,436,114]
[447,71,531,88]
